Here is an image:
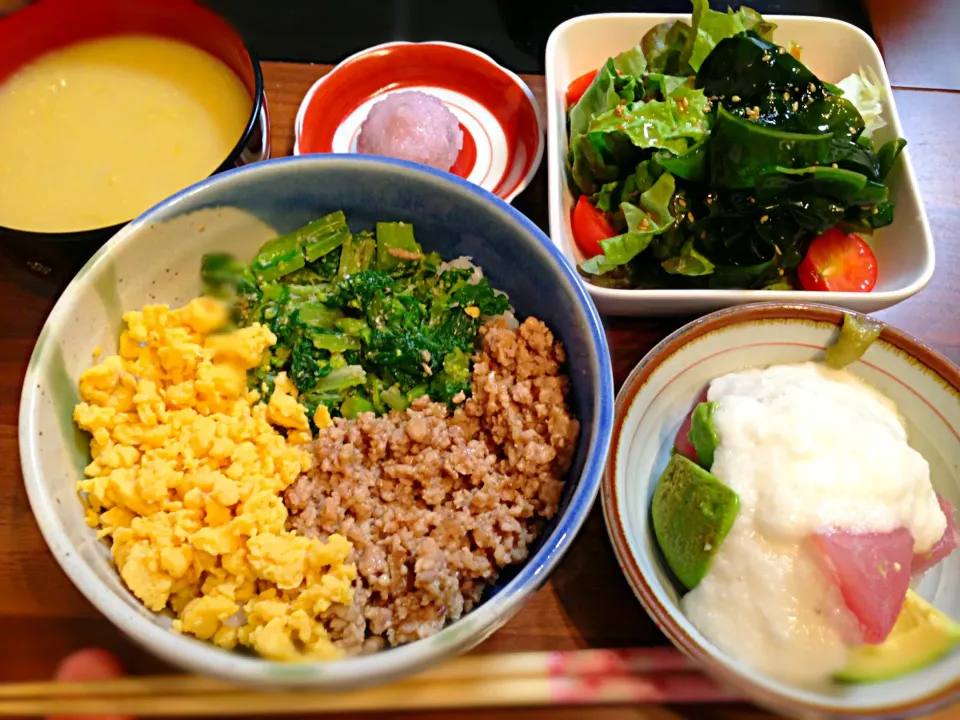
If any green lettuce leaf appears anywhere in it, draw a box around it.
[570,86,709,195]
[654,138,709,182]
[680,0,774,73]
[614,45,648,77]
[662,239,716,276]
[587,86,711,155]
[738,6,777,41]
[570,129,646,195]
[642,73,695,100]
[581,172,676,275]
[642,20,692,74]
[836,67,887,140]
[590,161,663,218]
[568,59,621,140]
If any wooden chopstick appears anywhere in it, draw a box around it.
[0,647,697,699]
[0,648,738,716]
[0,674,736,717]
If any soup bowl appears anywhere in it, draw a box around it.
[0,0,270,285]
[20,154,614,689]
[603,302,960,719]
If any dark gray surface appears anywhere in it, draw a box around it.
[203,0,872,74]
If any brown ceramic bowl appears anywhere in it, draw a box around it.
[602,302,960,719]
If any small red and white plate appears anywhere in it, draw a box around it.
[294,41,544,203]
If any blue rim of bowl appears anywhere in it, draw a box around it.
[601,301,960,718]
[19,153,615,686]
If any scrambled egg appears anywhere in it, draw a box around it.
[73,298,355,661]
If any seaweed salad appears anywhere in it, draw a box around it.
[565,0,906,292]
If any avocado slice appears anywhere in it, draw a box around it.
[688,401,720,470]
[651,454,740,590]
[836,590,960,683]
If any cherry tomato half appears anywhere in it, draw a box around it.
[797,228,878,292]
[571,196,617,258]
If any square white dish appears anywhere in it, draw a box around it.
[544,14,935,316]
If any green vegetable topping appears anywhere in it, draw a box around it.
[199,213,512,428]
[688,401,720,469]
[825,313,883,370]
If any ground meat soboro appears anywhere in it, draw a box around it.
[284,317,580,653]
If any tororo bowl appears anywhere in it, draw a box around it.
[602,302,960,719]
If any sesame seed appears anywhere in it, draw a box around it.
[687,212,695,222]
[783,91,790,101]
[760,215,770,223]
[748,197,756,204]
[778,47,786,54]
[731,95,741,103]
[774,245,782,255]
[831,163,838,168]
[778,267,785,276]
[808,82,816,93]
[792,101,799,111]
[873,207,879,215]
[745,105,760,121]
[762,53,771,61]
[678,197,687,207]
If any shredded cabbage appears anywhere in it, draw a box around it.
[836,67,887,140]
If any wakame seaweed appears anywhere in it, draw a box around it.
[200,212,510,426]
[565,0,906,290]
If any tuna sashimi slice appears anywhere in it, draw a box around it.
[674,388,710,464]
[811,528,914,645]
[913,495,960,576]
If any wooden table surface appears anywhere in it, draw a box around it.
[2,3,959,718]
